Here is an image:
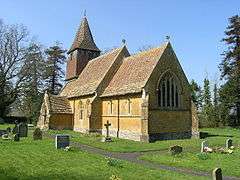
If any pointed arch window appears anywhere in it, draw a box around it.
[158,72,181,108]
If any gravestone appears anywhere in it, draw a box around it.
[201,140,208,153]
[226,139,233,149]
[14,133,20,141]
[212,168,222,180]
[33,128,42,140]
[170,145,183,155]
[55,135,70,149]
[18,123,28,137]
[104,120,112,142]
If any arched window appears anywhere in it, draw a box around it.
[158,72,181,108]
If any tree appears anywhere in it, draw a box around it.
[0,21,29,117]
[20,42,45,123]
[201,78,214,127]
[219,15,240,126]
[189,79,202,111]
[44,42,66,95]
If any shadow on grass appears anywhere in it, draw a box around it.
[199,132,233,139]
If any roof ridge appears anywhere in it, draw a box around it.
[87,46,122,63]
[125,42,169,60]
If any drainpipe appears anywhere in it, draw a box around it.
[117,98,120,138]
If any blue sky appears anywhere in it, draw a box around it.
[0,0,239,86]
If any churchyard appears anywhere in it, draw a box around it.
[0,123,239,179]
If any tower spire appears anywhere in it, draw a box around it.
[67,14,100,54]
[84,10,86,17]
[66,14,100,81]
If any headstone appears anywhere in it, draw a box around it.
[55,135,70,149]
[104,120,112,142]
[18,123,28,137]
[201,140,208,153]
[33,128,42,140]
[212,168,222,180]
[170,145,183,155]
[226,138,233,149]
[13,133,20,141]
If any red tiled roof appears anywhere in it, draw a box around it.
[60,47,124,98]
[68,17,100,53]
[101,43,168,97]
[48,94,72,114]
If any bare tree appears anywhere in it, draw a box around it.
[0,21,29,116]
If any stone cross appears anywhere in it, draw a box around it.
[212,168,222,180]
[226,138,233,149]
[201,140,208,153]
[104,120,112,142]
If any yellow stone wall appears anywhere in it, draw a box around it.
[49,114,73,130]
[101,94,144,140]
[146,44,192,135]
[68,96,94,133]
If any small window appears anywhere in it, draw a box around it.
[127,99,131,114]
[108,101,113,115]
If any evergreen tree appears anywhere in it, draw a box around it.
[202,78,214,127]
[44,42,66,95]
[219,15,240,126]
[20,42,45,123]
[189,79,203,111]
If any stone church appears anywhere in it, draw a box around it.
[37,15,199,142]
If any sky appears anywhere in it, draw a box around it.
[0,0,239,86]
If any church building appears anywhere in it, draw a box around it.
[37,15,199,142]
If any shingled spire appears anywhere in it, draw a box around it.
[68,16,100,54]
[66,15,100,81]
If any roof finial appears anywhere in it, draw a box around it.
[84,10,87,17]
[165,35,170,41]
[122,39,126,45]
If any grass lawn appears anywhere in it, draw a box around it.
[140,127,240,177]
[48,128,240,153]
[0,128,206,180]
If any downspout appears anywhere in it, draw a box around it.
[117,98,120,138]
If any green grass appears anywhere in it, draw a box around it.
[48,128,239,153]
[0,123,15,129]
[0,129,205,180]
[140,127,240,177]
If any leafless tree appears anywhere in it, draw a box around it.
[0,21,29,116]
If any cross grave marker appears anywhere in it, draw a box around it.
[104,120,112,142]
